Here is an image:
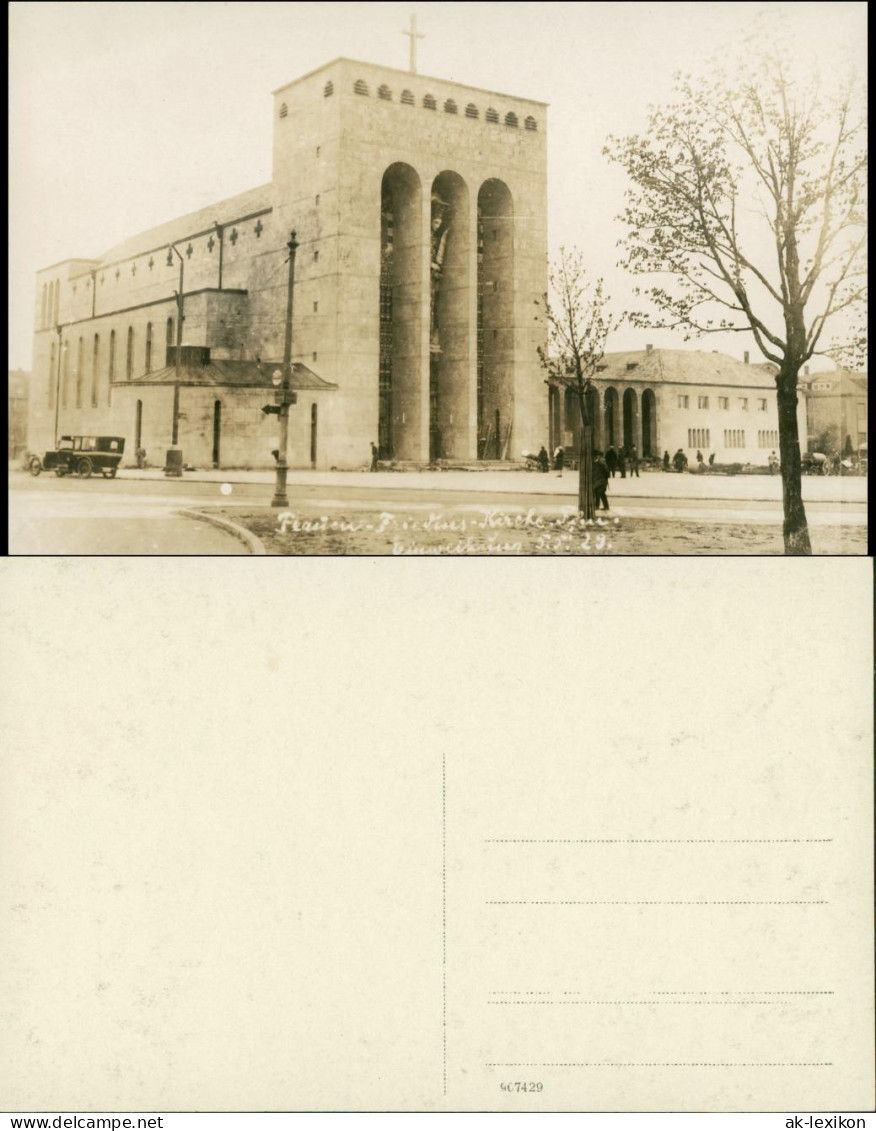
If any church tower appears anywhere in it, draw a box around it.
[270,54,548,465]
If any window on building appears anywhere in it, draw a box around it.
[315,194,320,205]
[166,316,174,347]
[401,89,414,105]
[48,341,56,407]
[740,397,748,410]
[678,394,689,409]
[724,429,746,449]
[444,98,458,114]
[53,279,60,325]
[76,338,84,408]
[313,249,319,262]
[378,84,392,101]
[758,398,767,411]
[465,102,479,118]
[485,107,499,123]
[126,327,134,379]
[62,344,69,407]
[91,334,99,407]
[718,396,729,410]
[108,329,116,383]
[423,94,437,110]
[313,301,318,313]
[145,322,153,373]
[279,102,288,119]
[324,81,334,98]
[698,395,709,409]
[524,115,538,131]
[354,79,369,96]
[504,111,519,127]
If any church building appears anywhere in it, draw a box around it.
[29,55,548,470]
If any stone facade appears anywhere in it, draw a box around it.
[549,348,809,465]
[29,59,548,469]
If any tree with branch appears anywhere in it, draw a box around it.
[604,57,867,554]
[536,250,617,519]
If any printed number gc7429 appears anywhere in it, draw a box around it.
[500,1082,544,1093]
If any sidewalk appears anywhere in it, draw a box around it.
[107,465,868,505]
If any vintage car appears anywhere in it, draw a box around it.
[28,435,125,479]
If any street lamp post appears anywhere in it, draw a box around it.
[271,230,299,508]
[165,245,185,476]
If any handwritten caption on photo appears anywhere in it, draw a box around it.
[275,508,618,554]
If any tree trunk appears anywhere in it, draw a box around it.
[776,369,811,555]
[577,387,594,520]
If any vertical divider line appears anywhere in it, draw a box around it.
[443,751,447,1096]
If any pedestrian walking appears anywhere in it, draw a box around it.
[673,448,688,473]
[538,445,550,473]
[708,452,716,467]
[606,446,618,478]
[592,450,610,511]
[554,445,564,477]
[370,441,379,471]
[662,450,671,472]
[628,444,640,477]
[617,447,627,478]
[768,450,779,475]
[136,446,147,469]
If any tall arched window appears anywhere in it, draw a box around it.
[40,284,47,329]
[126,327,134,379]
[91,334,100,407]
[145,322,153,372]
[76,337,84,408]
[48,341,56,407]
[61,342,69,408]
[108,329,116,384]
[52,280,60,324]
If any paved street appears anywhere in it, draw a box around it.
[8,467,867,555]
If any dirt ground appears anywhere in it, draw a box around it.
[211,506,867,556]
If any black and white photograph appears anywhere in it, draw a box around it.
[8,1,867,555]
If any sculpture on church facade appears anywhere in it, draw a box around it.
[429,192,451,353]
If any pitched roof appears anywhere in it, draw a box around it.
[123,360,337,390]
[85,184,274,273]
[591,349,780,389]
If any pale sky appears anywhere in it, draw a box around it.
[9,0,867,373]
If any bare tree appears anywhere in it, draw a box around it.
[604,58,867,554]
[537,250,617,519]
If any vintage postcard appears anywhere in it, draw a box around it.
[1,557,873,1115]
[8,2,868,556]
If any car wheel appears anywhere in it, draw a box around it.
[55,468,66,477]
[77,457,93,479]
[28,456,42,476]
[108,467,117,479]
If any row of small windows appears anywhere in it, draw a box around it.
[687,428,711,448]
[48,318,174,408]
[315,79,537,129]
[678,394,770,411]
[757,430,779,448]
[725,430,746,449]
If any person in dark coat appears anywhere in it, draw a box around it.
[628,444,640,477]
[592,450,610,511]
[709,452,716,467]
[617,447,627,478]
[370,441,379,471]
[606,445,618,478]
[673,448,688,472]
[538,445,549,473]
[662,450,671,471]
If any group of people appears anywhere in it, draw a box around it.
[535,443,641,479]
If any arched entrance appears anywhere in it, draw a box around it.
[429,170,471,461]
[641,389,657,457]
[604,387,619,448]
[623,388,639,452]
[212,400,221,468]
[477,178,513,459]
[380,162,423,460]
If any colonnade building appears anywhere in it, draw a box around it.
[549,347,809,465]
[29,58,548,469]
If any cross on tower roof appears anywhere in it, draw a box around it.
[402,12,425,74]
